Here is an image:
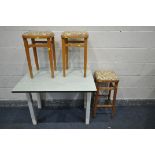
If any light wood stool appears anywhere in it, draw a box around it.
[93,71,119,117]
[61,31,89,77]
[22,31,56,78]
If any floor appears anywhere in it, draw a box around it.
[0,103,155,129]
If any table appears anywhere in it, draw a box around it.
[12,68,96,125]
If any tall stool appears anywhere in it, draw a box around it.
[93,71,119,117]
[61,31,88,77]
[22,31,56,78]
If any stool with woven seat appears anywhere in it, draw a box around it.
[22,31,56,78]
[93,71,119,117]
[61,31,88,77]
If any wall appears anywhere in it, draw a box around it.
[0,26,155,100]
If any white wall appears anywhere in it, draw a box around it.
[0,26,155,100]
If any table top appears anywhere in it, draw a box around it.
[12,68,96,93]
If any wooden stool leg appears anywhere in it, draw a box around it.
[65,38,68,69]
[84,38,87,77]
[108,82,112,100]
[23,38,33,78]
[62,38,66,77]
[31,39,39,70]
[112,81,119,117]
[93,87,99,117]
[47,38,54,78]
[52,37,56,71]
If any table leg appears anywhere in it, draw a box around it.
[36,93,42,109]
[84,93,87,109]
[26,93,37,125]
[85,92,91,125]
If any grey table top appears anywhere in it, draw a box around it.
[12,68,96,93]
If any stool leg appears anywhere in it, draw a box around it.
[31,38,39,70]
[93,87,99,118]
[52,37,57,71]
[112,81,119,117]
[23,38,33,78]
[62,38,66,77]
[108,82,112,100]
[65,38,69,69]
[47,38,54,78]
[84,38,87,77]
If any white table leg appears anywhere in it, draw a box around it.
[85,92,91,125]
[36,93,42,109]
[26,93,37,125]
[84,93,87,109]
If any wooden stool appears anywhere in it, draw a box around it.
[61,31,88,77]
[22,31,56,78]
[93,71,119,117]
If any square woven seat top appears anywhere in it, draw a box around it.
[94,70,119,82]
[22,31,54,38]
[61,31,88,39]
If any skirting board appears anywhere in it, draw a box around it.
[0,99,155,107]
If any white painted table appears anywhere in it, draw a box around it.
[12,69,96,125]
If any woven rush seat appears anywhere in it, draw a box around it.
[95,71,119,82]
[61,31,88,39]
[23,31,54,38]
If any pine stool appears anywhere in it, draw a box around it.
[61,31,88,77]
[93,71,119,117]
[22,31,56,78]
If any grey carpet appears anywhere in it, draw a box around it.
[0,103,155,129]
